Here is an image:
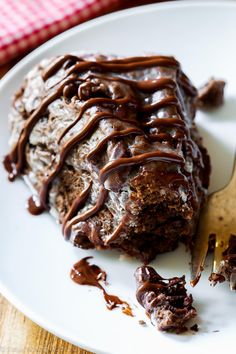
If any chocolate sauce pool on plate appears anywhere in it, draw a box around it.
[70,257,133,316]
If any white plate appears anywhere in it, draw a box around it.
[0,2,236,353]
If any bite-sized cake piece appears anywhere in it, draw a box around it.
[135,266,197,332]
[4,53,210,262]
[197,78,225,109]
[210,235,236,290]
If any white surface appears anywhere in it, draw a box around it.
[0,2,236,354]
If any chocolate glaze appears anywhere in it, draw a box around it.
[71,257,133,315]
[4,54,202,242]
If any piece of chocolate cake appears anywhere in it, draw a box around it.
[4,53,210,262]
[135,266,197,332]
[197,78,225,109]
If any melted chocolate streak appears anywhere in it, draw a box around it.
[71,257,133,315]
[3,54,199,243]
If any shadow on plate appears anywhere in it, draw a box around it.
[204,96,236,123]
[197,126,234,193]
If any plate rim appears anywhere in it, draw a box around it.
[0,0,236,91]
[0,1,236,353]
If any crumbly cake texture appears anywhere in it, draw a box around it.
[6,53,211,262]
[135,266,197,332]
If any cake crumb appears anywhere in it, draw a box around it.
[190,324,199,332]
[139,320,147,326]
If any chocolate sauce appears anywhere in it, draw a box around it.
[64,187,108,239]
[88,74,178,94]
[71,257,133,315]
[99,151,184,185]
[62,182,92,236]
[65,56,180,77]
[42,55,79,81]
[27,196,45,215]
[58,95,134,143]
[86,127,144,162]
[104,218,126,245]
[3,54,200,242]
[2,155,15,181]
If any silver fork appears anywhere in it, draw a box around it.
[191,151,236,289]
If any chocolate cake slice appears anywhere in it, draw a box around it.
[4,53,210,262]
[135,266,197,332]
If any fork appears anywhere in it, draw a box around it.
[190,151,236,289]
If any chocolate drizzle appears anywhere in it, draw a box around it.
[27,195,45,215]
[87,127,144,161]
[99,151,184,185]
[4,54,200,243]
[3,155,15,181]
[64,187,108,239]
[71,257,133,315]
[62,181,93,235]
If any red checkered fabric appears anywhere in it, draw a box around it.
[0,0,122,65]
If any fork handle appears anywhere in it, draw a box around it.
[228,151,236,188]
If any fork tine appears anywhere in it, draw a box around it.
[190,208,211,287]
[228,149,236,188]
[191,149,236,288]
[230,271,236,291]
[212,234,229,276]
[211,150,236,282]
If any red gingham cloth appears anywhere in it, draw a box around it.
[0,0,122,65]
